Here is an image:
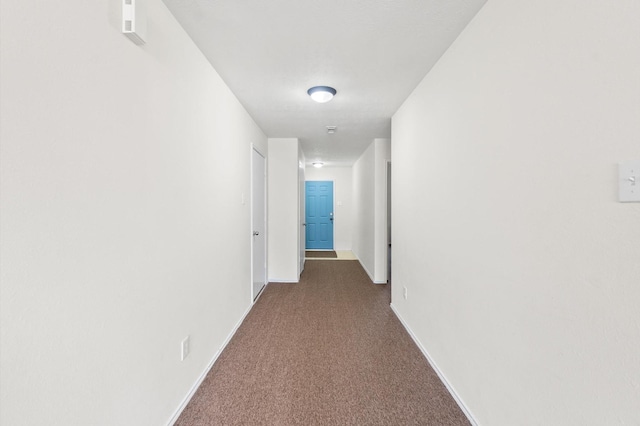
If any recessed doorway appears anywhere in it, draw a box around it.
[305,181,334,250]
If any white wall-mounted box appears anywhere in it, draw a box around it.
[122,0,146,45]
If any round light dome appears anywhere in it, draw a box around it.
[307,86,337,103]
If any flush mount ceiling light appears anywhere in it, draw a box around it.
[312,162,324,168]
[307,86,337,103]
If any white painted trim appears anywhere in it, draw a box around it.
[253,282,267,303]
[357,256,387,284]
[268,279,299,283]
[298,157,306,278]
[167,304,253,425]
[389,303,478,426]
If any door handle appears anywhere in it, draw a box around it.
[253,231,259,236]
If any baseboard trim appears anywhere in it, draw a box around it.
[356,257,387,284]
[167,304,253,425]
[389,303,478,426]
[358,257,375,282]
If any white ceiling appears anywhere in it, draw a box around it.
[161,0,487,166]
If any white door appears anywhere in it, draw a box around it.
[252,148,266,300]
[299,163,305,275]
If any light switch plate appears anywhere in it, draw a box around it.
[619,161,640,202]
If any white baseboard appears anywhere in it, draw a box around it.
[389,304,478,426]
[167,304,253,425]
[356,257,387,284]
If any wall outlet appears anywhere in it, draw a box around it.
[181,336,190,361]
[403,286,408,300]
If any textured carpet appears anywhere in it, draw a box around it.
[305,251,338,258]
[175,260,469,425]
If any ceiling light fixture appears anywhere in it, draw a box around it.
[307,86,337,103]
[312,162,324,168]
[326,126,337,134]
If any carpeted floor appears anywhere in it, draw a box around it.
[175,260,469,425]
[305,250,338,258]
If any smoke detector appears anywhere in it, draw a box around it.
[326,126,337,134]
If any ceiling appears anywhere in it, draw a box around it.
[161,0,487,166]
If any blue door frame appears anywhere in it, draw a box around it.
[305,181,333,250]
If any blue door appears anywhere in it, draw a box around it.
[305,181,333,249]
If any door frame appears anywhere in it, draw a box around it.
[298,161,306,275]
[386,160,391,285]
[251,145,267,302]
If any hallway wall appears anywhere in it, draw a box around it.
[305,166,353,251]
[267,138,301,282]
[391,0,640,424]
[352,139,390,283]
[0,1,267,425]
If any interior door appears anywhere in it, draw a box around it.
[299,162,305,274]
[252,148,266,300]
[305,181,333,250]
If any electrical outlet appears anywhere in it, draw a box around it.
[403,286,408,300]
[181,336,190,361]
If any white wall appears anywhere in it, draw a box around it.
[304,166,353,251]
[267,138,300,282]
[353,144,375,276]
[391,0,640,425]
[352,139,390,283]
[0,1,267,425]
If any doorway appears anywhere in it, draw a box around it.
[305,181,334,250]
[251,148,266,300]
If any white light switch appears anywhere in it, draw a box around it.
[619,161,640,202]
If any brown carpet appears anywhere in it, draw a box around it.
[305,250,338,258]
[176,260,469,426]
